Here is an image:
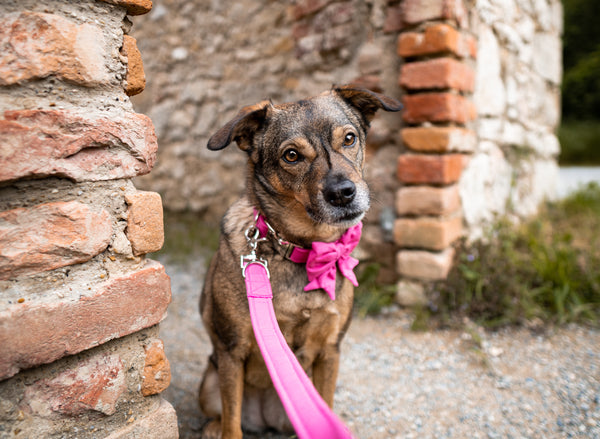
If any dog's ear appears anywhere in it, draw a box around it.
[333,85,402,124]
[207,100,271,151]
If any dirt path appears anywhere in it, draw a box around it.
[157,255,600,438]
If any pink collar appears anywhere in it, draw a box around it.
[254,211,362,300]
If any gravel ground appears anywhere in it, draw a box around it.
[156,253,600,439]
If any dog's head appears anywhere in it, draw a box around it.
[208,85,402,239]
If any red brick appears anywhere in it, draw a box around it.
[125,191,164,256]
[121,35,146,96]
[401,126,476,152]
[0,12,110,86]
[397,24,470,58]
[402,93,475,124]
[23,354,126,418]
[98,0,153,15]
[104,399,178,439]
[393,216,462,250]
[383,4,404,33]
[142,339,171,396]
[401,0,467,27]
[396,185,461,216]
[397,248,455,280]
[0,201,112,280]
[0,109,157,183]
[0,260,171,380]
[397,154,465,184]
[400,58,474,92]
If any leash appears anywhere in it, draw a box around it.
[241,214,357,439]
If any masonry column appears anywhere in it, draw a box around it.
[0,0,178,437]
[393,0,477,305]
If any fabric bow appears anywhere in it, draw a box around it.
[304,222,362,300]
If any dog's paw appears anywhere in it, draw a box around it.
[201,419,222,439]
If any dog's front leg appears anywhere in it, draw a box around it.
[217,351,245,439]
[312,346,341,407]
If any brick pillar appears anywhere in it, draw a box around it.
[393,1,477,305]
[0,1,178,438]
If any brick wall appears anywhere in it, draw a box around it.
[0,0,178,437]
[129,0,562,299]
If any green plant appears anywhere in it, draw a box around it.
[428,183,600,328]
[353,263,396,317]
[558,120,600,165]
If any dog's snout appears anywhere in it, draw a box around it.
[324,178,356,207]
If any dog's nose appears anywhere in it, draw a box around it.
[324,178,356,207]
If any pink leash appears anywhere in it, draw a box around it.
[241,217,356,439]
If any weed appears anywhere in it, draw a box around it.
[353,263,396,317]
[428,183,600,328]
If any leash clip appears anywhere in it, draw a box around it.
[241,225,269,278]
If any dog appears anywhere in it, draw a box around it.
[198,85,402,438]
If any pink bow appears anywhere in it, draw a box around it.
[304,222,362,300]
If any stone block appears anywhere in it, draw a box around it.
[401,126,476,153]
[98,0,153,15]
[0,12,110,86]
[532,32,562,85]
[400,58,475,92]
[383,4,403,33]
[397,154,466,185]
[0,109,157,183]
[0,260,171,380]
[0,201,112,280]
[291,0,335,20]
[397,24,471,58]
[393,216,463,250]
[474,26,506,116]
[104,399,179,439]
[142,339,171,396]
[401,0,467,27]
[122,35,146,96]
[395,280,428,307]
[125,191,164,256]
[397,248,455,280]
[396,185,461,216]
[23,354,126,418]
[402,93,475,124]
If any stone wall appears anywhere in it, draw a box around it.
[131,0,562,293]
[0,0,178,437]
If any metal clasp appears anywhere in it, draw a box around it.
[240,224,269,278]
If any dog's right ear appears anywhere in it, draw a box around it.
[207,101,271,152]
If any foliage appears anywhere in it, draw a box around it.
[354,263,396,317]
[559,120,600,164]
[428,183,600,328]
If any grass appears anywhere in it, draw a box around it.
[558,119,600,165]
[427,183,600,328]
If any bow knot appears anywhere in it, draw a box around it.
[304,222,362,300]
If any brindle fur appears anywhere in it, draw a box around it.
[198,85,402,439]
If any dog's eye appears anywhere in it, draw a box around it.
[343,132,357,148]
[282,148,301,163]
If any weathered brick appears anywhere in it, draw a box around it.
[402,93,475,124]
[0,12,110,86]
[0,109,157,183]
[98,0,153,15]
[383,4,403,33]
[121,35,146,96]
[396,185,461,216]
[23,354,126,418]
[125,191,164,256]
[401,126,476,152]
[104,399,178,439]
[393,216,463,250]
[395,280,428,307]
[0,260,171,380]
[397,24,470,58]
[0,201,112,280]
[401,0,467,27]
[398,154,465,185]
[400,58,475,92]
[397,248,455,280]
[142,339,171,396]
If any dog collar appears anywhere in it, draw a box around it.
[252,209,362,300]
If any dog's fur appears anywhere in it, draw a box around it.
[198,85,402,439]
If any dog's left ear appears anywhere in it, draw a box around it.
[207,100,271,152]
[333,85,402,124]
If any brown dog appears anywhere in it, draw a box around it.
[198,85,402,438]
